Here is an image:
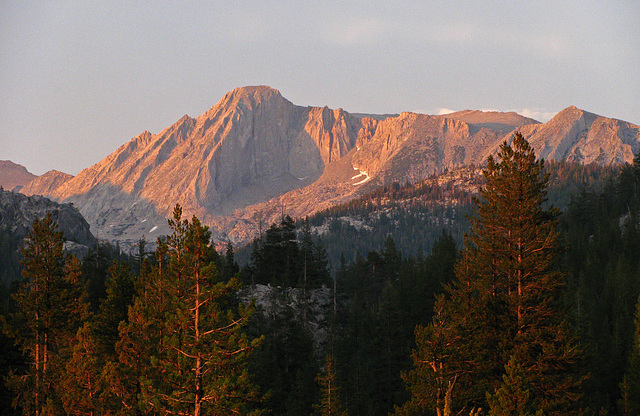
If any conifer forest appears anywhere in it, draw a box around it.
[3,133,640,416]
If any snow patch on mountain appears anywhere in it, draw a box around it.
[351,168,371,185]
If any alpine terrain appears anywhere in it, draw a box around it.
[19,86,640,248]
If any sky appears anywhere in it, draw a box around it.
[1,1,639,176]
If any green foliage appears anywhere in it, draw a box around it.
[221,241,240,281]
[619,295,640,416]
[59,322,107,415]
[91,262,136,360]
[394,298,460,416]
[246,289,319,416]
[487,356,544,416]
[560,155,640,413]
[243,215,330,288]
[5,212,89,415]
[336,232,458,416]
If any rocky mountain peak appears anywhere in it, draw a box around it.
[550,105,591,123]
[515,105,640,164]
[135,130,154,145]
[206,85,291,115]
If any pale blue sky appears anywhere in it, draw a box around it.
[1,1,638,175]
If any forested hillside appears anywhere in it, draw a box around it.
[0,138,638,415]
[236,160,617,270]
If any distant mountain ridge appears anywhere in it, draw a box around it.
[0,160,37,191]
[18,86,640,248]
[22,170,73,196]
[517,106,639,164]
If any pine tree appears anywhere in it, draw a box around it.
[92,262,136,360]
[221,241,240,281]
[116,205,263,416]
[59,323,106,416]
[396,133,584,415]
[619,295,640,416]
[248,295,319,416]
[394,297,460,416]
[315,355,348,416]
[5,212,88,415]
[56,262,139,415]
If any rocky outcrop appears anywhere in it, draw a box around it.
[303,106,367,163]
[0,189,96,257]
[0,160,37,191]
[351,112,507,183]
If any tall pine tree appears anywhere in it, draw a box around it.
[115,205,263,416]
[5,212,88,415]
[396,133,584,415]
[315,354,348,416]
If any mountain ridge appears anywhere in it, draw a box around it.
[18,86,640,248]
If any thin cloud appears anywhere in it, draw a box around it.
[518,108,558,122]
[322,16,395,46]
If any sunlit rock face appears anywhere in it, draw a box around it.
[21,170,73,197]
[20,86,640,248]
[514,106,640,165]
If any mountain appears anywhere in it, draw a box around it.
[0,160,37,191]
[0,189,95,248]
[25,86,381,246]
[515,106,640,165]
[22,86,640,248]
[21,170,74,196]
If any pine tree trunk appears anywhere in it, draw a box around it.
[35,333,40,416]
[194,270,202,416]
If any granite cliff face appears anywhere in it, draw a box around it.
[44,87,374,216]
[0,189,96,261]
[351,112,514,183]
[20,86,640,248]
